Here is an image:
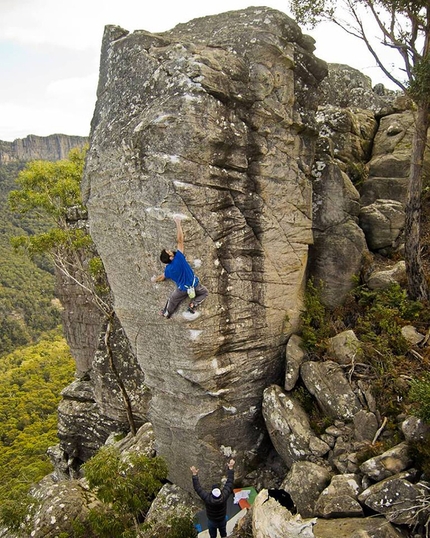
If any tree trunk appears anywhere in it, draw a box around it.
[404,101,430,301]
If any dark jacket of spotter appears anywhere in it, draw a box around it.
[192,468,234,523]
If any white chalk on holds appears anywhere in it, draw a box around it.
[170,212,188,220]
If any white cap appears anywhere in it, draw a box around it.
[212,488,221,498]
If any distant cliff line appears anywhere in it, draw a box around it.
[0,134,88,164]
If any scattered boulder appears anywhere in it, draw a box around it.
[360,442,413,481]
[262,385,330,468]
[29,478,102,538]
[359,476,428,526]
[314,474,363,518]
[301,361,362,420]
[359,199,404,252]
[328,330,361,366]
[252,488,317,538]
[353,410,379,442]
[285,334,306,391]
[401,416,430,442]
[367,261,406,290]
[142,483,200,536]
[401,325,425,346]
[282,461,332,517]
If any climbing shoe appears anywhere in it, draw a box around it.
[187,302,197,314]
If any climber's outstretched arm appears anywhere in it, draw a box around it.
[174,216,184,253]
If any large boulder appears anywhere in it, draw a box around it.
[359,199,404,252]
[314,474,363,518]
[319,63,394,112]
[262,385,330,468]
[301,361,362,420]
[359,442,413,481]
[82,7,327,490]
[252,489,317,538]
[313,516,406,538]
[142,483,200,537]
[28,478,102,538]
[328,330,361,366]
[359,475,429,526]
[281,461,332,517]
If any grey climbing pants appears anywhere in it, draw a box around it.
[164,282,208,317]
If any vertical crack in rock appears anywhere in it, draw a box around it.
[83,7,327,490]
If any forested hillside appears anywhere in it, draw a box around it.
[0,162,61,355]
[0,330,75,519]
[0,149,78,520]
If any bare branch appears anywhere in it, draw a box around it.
[372,416,388,444]
[53,252,111,315]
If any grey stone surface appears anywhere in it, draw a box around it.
[143,483,200,536]
[263,385,327,468]
[252,489,317,538]
[301,361,362,420]
[353,410,379,442]
[310,220,367,309]
[359,476,427,526]
[359,199,405,251]
[82,7,327,490]
[401,415,430,442]
[29,478,102,538]
[284,334,306,391]
[319,63,395,112]
[315,474,363,518]
[313,516,405,538]
[328,330,361,366]
[282,461,332,517]
[367,261,406,290]
[360,442,413,481]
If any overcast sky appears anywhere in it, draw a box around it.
[0,0,402,142]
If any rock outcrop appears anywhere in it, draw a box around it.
[0,134,88,164]
[82,7,327,489]
[19,7,430,538]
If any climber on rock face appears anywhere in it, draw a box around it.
[154,215,208,319]
[190,459,235,538]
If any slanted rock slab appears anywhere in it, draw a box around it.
[263,385,328,468]
[301,361,362,420]
[313,516,405,538]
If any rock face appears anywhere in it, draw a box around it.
[0,134,88,164]
[82,7,327,489]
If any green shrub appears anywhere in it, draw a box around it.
[409,372,430,423]
[300,278,331,353]
[0,330,75,524]
[166,516,198,538]
[71,447,168,538]
[300,278,429,419]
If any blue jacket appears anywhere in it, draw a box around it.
[164,250,198,291]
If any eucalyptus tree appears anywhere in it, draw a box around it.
[290,0,430,300]
[9,147,137,434]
